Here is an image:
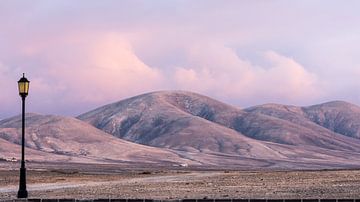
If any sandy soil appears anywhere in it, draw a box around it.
[1,162,360,199]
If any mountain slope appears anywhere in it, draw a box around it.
[79,91,360,153]
[4,91,360,169]
[244,101,360,140]
[0,113,192,165]
[303,101,360,138]
[77,91,360,169]
[77,92,278,158]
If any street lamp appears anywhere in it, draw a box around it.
[17,73,29,198]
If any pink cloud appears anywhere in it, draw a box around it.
[174,44,322,106]
[0,32,165,117]
[0,34,324,118]
[45,33,163,103]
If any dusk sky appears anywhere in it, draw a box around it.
[1,1,360,119]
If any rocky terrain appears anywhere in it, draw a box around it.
[2,91,360,169]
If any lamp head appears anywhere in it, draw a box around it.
[18,73,30,98]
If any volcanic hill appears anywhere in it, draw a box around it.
[2,91,360,169]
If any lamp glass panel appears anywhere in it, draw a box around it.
[18,82,29,94]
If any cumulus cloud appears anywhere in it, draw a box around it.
[43,33,163,103]
[0,32,164,116]
[174,44,321,106]
[0,34,324,118]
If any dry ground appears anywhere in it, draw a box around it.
[1,162,360,199]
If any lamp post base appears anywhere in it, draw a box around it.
[17,167,28,198]
[17,189,28,198]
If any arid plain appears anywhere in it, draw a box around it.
[0,163,360,199]
[1,162,360,199]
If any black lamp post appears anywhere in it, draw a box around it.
[17,73,29,198]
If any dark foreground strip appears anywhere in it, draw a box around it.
[1,199,360,202]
